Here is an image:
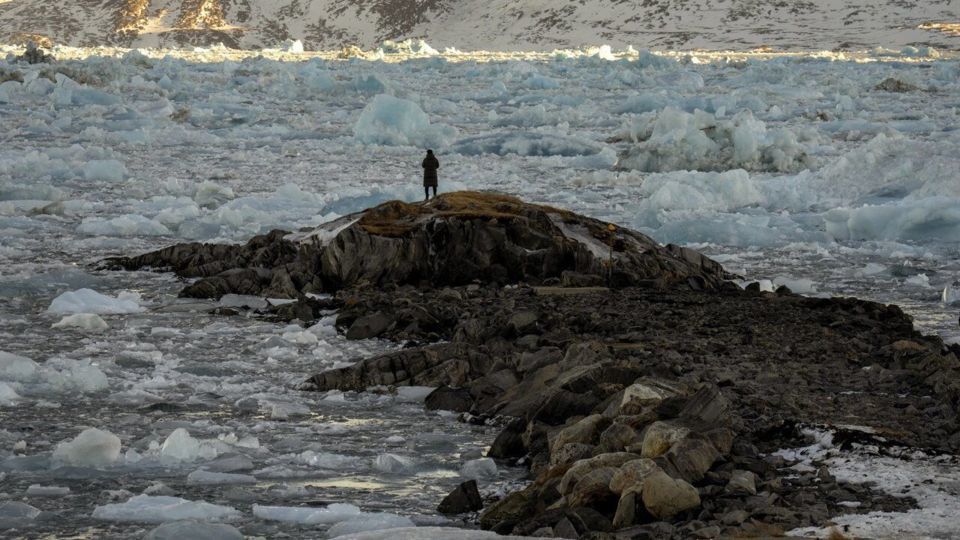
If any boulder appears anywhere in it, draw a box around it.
[549,443,596,468]
[726,470,757,496]
[480,489,535,532]
[640,469,701,519]
[425,386,474,412]
[488,418,527,459]
[620,378,683,415]
[560,452,640,495]
[551,414,607,451]
[597,422,640,453]
[612,489,640,529]
[638,421,690,458]
[680,384,730,426]
[662,436,720,484]
[438,480,484,514]
[566,467,618,508]
[609,458,658,495]
[346,311,394,340]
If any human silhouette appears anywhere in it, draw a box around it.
[422,149,439,201]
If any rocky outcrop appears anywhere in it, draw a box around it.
[299,283,957,537]
[105,192,728,299]
[103,192,960,538]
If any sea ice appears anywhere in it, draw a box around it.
[0,351,39,382]
[330,527,533,539]
[453,132,605,157]
[78,215,171,237]
[143,520,244,540]
[373,453,417,473]
[299,451,364,469]
[25,485,70,496]
[51,313,109,332]
[252,503,362,524]
[0,501,41,525]
[326,512,416,537]
[52,427,122,467]
[92,495,241,523]
[82,159,126,182]
[0,382,20,405]
[185,470,256,485]
[353,94,457,148]
[617,107,813,172]
[460,458,497,481]
[47,288,144,314]
[160,428,219,462]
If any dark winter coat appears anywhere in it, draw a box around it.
[422,154,439,187]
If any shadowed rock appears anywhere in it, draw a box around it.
[104,191,728,299]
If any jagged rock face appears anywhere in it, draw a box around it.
[105,192,727,298]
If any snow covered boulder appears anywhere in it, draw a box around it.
[92,495,240,523]
[353,94,457,148]
[52,427,122,467]
[47,288,144,314]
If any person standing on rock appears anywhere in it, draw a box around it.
[422,149,439,201]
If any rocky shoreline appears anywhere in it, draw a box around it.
[106,192,960,539]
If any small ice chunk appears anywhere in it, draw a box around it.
[160,428,218,462]
[905,274,931,288]
[285,39,305,53]
[78,215,171,237]
[52,427,122,467]
[384,435,406,445]
[0,501,41,521]
[373,453,416,473]
[353,94,457,148]
[25,484,70,496]
[0,381,21,405]
[299,451,363,469]
[943,284,960,305]
[219,294,268,309]
[0,351,39,381]
[281,330,319,346]
[83,159,127,182]
[143,482,175,496]
[92,495,240,523]
[48,288,144,315]
[52,313,109,332]
[394,386,435,402]
[144,520,244,540]
[185,470,256,485]
[460,458,497,481]
[252,503,362,524]
[326,512,416,537]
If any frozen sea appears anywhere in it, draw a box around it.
[0,42,959,538]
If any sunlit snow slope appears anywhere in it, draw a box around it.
[0,0,958,51]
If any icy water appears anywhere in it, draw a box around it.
[0,44,959,538]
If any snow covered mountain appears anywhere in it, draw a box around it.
[1,0,957,51]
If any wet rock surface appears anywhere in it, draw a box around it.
[103,193,959,538]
